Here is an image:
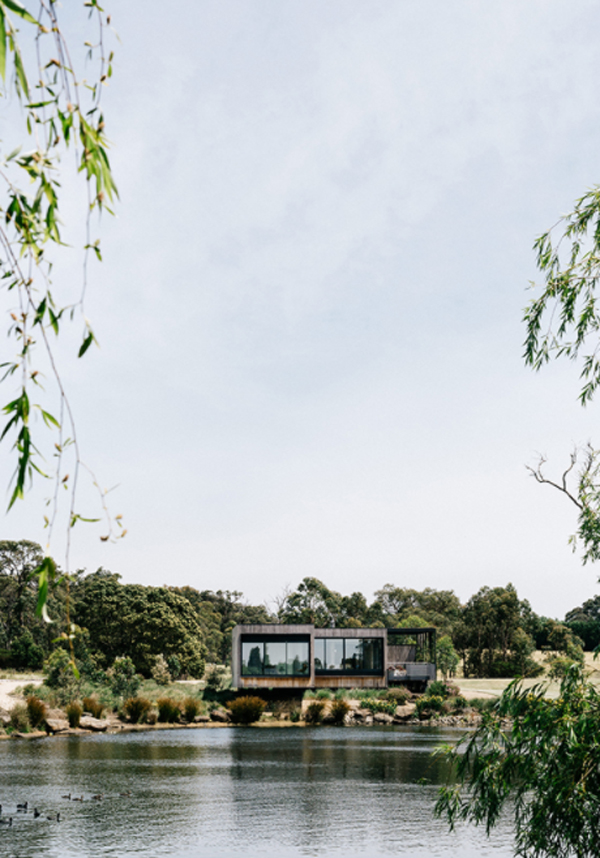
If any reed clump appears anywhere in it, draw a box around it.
[66,701,83,728]
[157,697,181,723]
[227,696,266,724]
[82,695,104,719]
[123,696,153,723]
[26,695,47,729]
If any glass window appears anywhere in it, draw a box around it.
[242,642,263,675]
[362,639,383,671]
[326,639,344,670]
[264,641,287,675]
[344,639,363,670]
[314,639,325,671]
[287,641,310,675]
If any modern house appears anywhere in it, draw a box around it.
[231,624,437,691]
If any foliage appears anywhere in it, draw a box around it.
[123,696,152,724]
[436,635,459,679]
[304,700,326,724]
[415,695,445,719]
[73,572,206,677]
[156,697,181,723]
[329,698,350,724]
[435,667,600,857]
[374,585,461,637]
[289,707,301,723]
[10,629,44,669]
[566,595,600,650]
[107,656,141,699]
[204,664,228,692]
[82,695,103,719]
[10,702,29,732]
[151,654,171,686]
[386,687,411,704]
[451,695,467,712]
[182,696,201,722]
[227,695,266,725]
[363,698,397,716]
[26,694,46,729]
[44,648,74,689]
[454,585,540,678]
[66,701,82,728]
[426,680,451,699]
[315,689,332,699]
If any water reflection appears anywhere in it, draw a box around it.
[0,726,513,857]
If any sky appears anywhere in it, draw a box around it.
[4,0,600,618]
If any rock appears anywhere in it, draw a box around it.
[45,718,69,733]
[373,712,394,724]
[194,714,210,723]
[394,703,417,720]
[46,708,67,720]
[210,708,230,723]
[79,716,107,732]
[352,708,371,722]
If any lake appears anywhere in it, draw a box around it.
[0,726,514,857]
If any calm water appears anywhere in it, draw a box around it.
[0,726,514,858]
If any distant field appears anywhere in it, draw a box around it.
[455,651,600,700]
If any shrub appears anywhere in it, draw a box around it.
[157,697,181,723]
[182,696,201,722]
[82,696,104,719]
[166,654,182,680]
[66,701,83,728]
[146,708,158,725]
[304,700,326,724]
[26,695,47,729]
[451,695,468,712]
[289,708,301,723]
[334,689,348,700]
[426,680,451,699]
[44,648,73,689]
[303,690,316,699]
[329,698,350,725]
[386,688,411,704]
[316,689,332,700]
[364,698,397,716]
[227,696,266,725]
[416,695,445,719]
[204,665,228,693]
[468,697,497,713]
[123,696,152,723]
[10,703,29,732]
[151,654,172,686]
[108,656,141,699]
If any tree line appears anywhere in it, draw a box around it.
[0,540,596,679]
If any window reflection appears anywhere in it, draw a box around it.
[241,639,309,676]
[314,638,383,674]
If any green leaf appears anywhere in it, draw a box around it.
[0,0,37,24]
[78,331,93,357]
[12,42,29,99]
[0,9,7,82]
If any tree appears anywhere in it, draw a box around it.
[0,2,121,628]
[278,577,342,627]
[523,189,600,561]
[435,667,600,857]
[373,585,461,637]
[454,584,541,678]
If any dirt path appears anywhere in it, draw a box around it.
[0,677,42,711]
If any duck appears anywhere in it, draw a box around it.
[119,791,132,797]
[16,802,27,812]
[33,808,41,818]
[46,813,60,822]
[72,796,84,802]
[0,818,12,827]
[61,793,71,800]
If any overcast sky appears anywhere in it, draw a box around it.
[5,0,600,618]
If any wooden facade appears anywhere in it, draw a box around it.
[231,624,436,690]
